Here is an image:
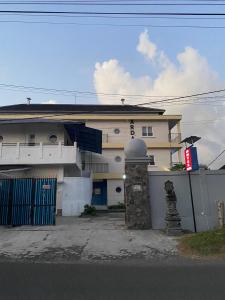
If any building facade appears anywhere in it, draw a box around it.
[0,104,182,213]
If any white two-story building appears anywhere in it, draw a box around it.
[0,103,182,215]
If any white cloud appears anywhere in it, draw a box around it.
[137,30,157,61]
[41,100,56,104]
[94,30,225,166]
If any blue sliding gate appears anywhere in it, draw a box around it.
[0,178,57,226]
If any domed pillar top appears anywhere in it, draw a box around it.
[124,138,150,163]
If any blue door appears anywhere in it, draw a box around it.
[92,180,107,206]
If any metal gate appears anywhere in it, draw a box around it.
[0,178,57,226]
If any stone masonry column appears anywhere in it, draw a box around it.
[124,139,151,229]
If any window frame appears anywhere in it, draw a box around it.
[115,187,122,193]
[148,155,156,166]
[115,156,122,162]
[114,128,120,135]
[49,134,58,144]
[142,126,154,137]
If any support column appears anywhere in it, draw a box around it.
[124,139,151,229]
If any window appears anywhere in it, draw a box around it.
[94,188,101,195]
[28,134,35,146]
[49,134,58,144]
[142,126,153,137]
[115,187,122,193]
[114,128,120,134]
[149,155,155,166]
[115,156,122,162]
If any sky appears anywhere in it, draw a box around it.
[0,1,225,166]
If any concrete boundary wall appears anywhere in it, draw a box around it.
[62,177,92,216]
[149,170,225,232]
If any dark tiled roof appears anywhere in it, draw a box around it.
[0,104,165,115]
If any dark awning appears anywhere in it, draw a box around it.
[64,124,102,154]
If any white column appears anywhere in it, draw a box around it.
[40,142,43,159]
[58,141,62,158]
[16,142,20,159]
[0,143,2,158]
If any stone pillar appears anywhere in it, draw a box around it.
[164,180,182,235]
[124,139,151,229]
[217,201,224,229]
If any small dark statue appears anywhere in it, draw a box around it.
[165,180,182,236]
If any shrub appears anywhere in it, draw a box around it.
[108,202,125,210]
[80,204,97,217]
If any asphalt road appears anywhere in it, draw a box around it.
[0,261,225,300]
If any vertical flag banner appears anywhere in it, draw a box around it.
[184,146,199,171]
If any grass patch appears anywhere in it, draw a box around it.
[179,228,225,257]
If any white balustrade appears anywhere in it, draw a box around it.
[0,142,81,167]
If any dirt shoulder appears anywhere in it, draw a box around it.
[178,228,225,261]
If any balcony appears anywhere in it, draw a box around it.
[168,133,181,143]
[0,142,81,168]
[84,162,109,173]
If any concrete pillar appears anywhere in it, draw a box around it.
[217,201,224,229]
[124,139,151,229]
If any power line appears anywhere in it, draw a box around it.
[207,149,225,167]
[2,10,225,16]
[4,11,225,20]
[2,19,225,29]
[0,82,180,98]
[1,82,225,109]
[136,88,225,106]
[2,1,225,5]
[1,82,225,105]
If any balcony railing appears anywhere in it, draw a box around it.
[0,142,81,168]
[168,133,181,143]
[84,162,109,173]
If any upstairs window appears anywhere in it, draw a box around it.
[49,134,58,144]
[28,134,35,146]
[114,128,120,134]
[115,156,122,162]
[149,155,155,166]
[142,126,153,137]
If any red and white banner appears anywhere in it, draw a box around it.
[184,148,192,171]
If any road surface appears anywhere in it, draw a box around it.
[0,261,224,300]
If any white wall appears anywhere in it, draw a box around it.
[147,149,171,171]
[86,119,174,173]
[62,177,92,216]
[90,148,171,174]
[0,123,65,144]
[149,170,225,232]
[107,179,124,206]
[87,120,170,144]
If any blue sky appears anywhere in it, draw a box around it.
[1,1,225,164]
[0,2,225,105]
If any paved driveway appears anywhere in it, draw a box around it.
[0,213,178,263]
